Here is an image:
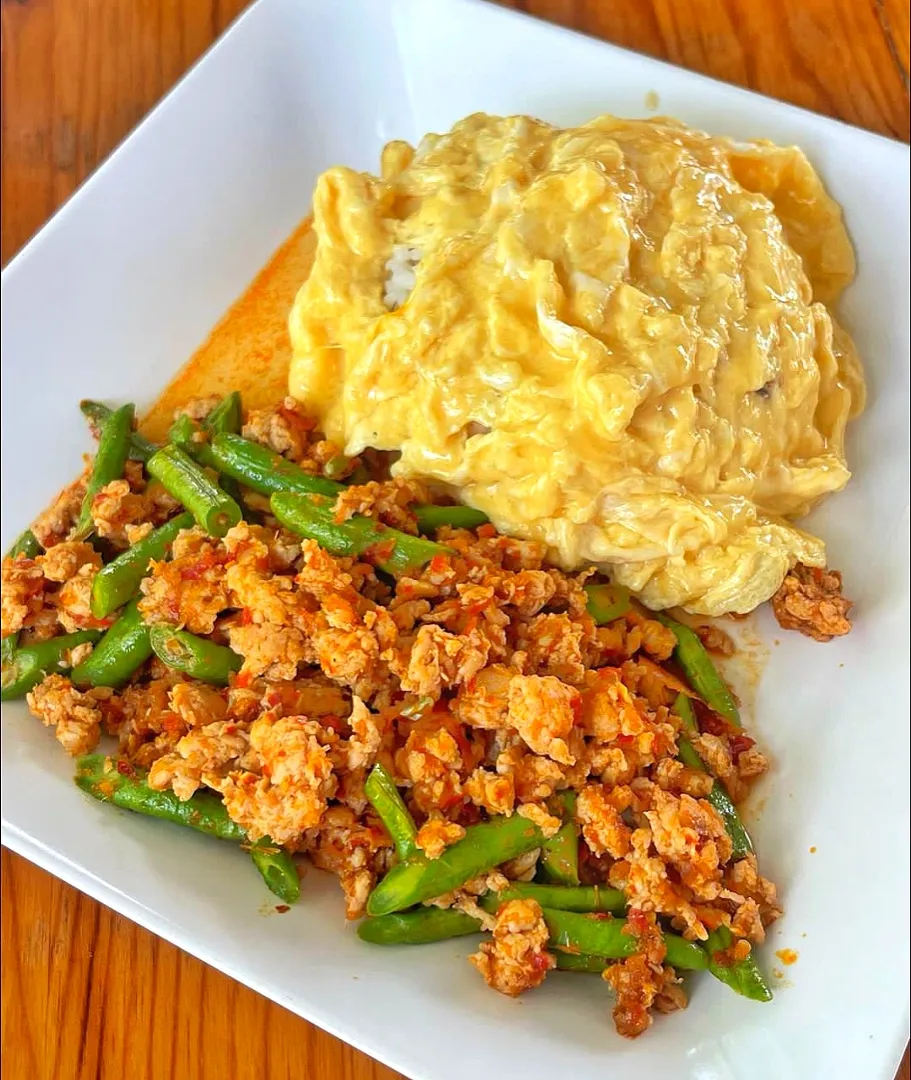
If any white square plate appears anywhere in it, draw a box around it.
[1,2,909,1078]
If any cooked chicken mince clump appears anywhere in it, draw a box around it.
[5,393,845,1039]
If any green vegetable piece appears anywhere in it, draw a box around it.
[210,432,344,499]
[658,616,741,725]
[205,392,243,436]
[553,951,609,974]
[91,512,194,619]
[1,631,102,701]
[538,908,707,971]
[584,583,632,625]
[367,813,551,917]
[271,492,449,577]
[80,400,159,463]
[71,599,152,689]
[74,754,246,842]
[148,625,242,685]
[357,907,483,945]
[250,838,301,905]
[704,925,773,1002]
[364,763,418,860]
[413,505,489,533]
[488,883,625,913]
[674,694,753,859]
[538,791,580,885]
[72,403,136,541]
[323,454,354,480]
[147,444,242,538]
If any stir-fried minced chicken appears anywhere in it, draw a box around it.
[771,562,853,642]
[3,392,843,1038]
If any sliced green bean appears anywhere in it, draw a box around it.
[539,908,708,971]
[488,883,625,913]
[1,631,102,701]
[704,925,773,1001]
[147,444,242,537]
[71,599,152,689]
[658,615,741,725]
[75,753,246,841]
[357,907,483,945]
[271,492,449,577]
[210,432,344,499]
[364,763,418,860]
[148,625,241,685]
[538,791,580,886]
[250,838,301,905]
[585,583,632,625]
[413,505,489,534]
[554,951,609,973]
[91,512,194,619]
[205,392,243,436]
[80,400,159,463]
[72,403,135,540]
[1,531,43,664]
[674,694,753,859]
[367,813,551,917]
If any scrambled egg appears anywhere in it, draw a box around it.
[288,113,865,615]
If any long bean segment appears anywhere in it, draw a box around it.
[72,403,135,540]
[168,414,220,470]
[674,694,753,859]
[71,599,152,689]
[584,583,632,625]
[658,615,741,725]
[367,813,551,917]
[75,754,247,841]
[364,763,418,860]
[554,951,609,973]
[538,791,580,885]
[80,400,158,463]
[91,512,194,618]
[250,839,301,905]
[210,433,344,499]
[704,925,773,1001]
[205,392,243,435]
[272,493,449,577]
[488,883,625,913]
[147,444,242,537]
[413,505,489,534]
[539,908,708,971]
[1,631,102,701]
[357,907,483,945]
[149,625,241,685]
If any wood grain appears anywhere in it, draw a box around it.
[1,2,909,1079]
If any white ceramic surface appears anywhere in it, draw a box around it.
[1,2,909,1078]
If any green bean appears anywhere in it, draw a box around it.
[271,492,449,577]
[357,907,483,945]
[704,925,773,1002]
[72,403,135,541]
[210,432,344,499]
[554,951,609,973]
[75,754,246,841]
[674,694,753,859]
[91,512,194,619]
[71,599,152,689]
[168,413,219,467]
[148,625,241,685]
[540,908,708,971]
[584,583,632,625]
[323,454,354,480]
[80,400,159,463]
[487,883,625,913]
[250,838,301,905]
[1,530,43,664]
[205,392,243,436]
[413,505,489,534]
[364,763,418,860]
[538,791,580,886]
[147,444,242,537]
[367,813,551,917]
[1,631,102,701]
[658,616,741,725]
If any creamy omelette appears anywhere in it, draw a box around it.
[288,113,865,616]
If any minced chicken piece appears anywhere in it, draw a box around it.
[1,555,45,636]
[771,563,853,641]
[506,674,578,765]
[26,674,111,756]
[469,898,555,996]
[414,813,466,859]
[332,477,430,533]
[30,471,87,548]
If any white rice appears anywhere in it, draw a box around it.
[383,245,421,310]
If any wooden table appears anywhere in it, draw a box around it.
[1,2,908,1077]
